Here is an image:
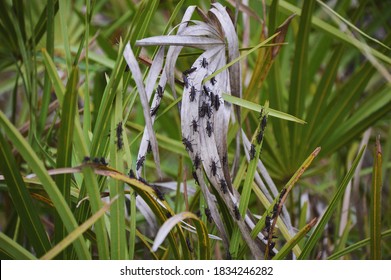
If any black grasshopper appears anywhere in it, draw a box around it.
[99,157,109,166]
[138,176,149,186]
[250,144,256,160]
[128,169,135,179]
[199,101,212,119]
[182,67,197,88]
[261,115,267,131]
[183,74,189,88]
[205,207,212,223]
[152,185,165,201]
[136,155,146,171]
[272,203,279,219]
[202,85,212,96]
[193,153,202,170]
[156,85,164,98]
[190,117,199,134]
[233,204,241,220]
[206,120,213,137]
[182,136,194,153]
[186,236,193,252]
[150,104,160,117]
[265,216,272,231]
[210,158,220,177]
[199,57,208,68]
[189,85,197,102]
[212,94,221,111]
[279,188,287,201]
[116,121,123,150]
[183,67,197,76]
[257,130,263,144]
[192,171,200,185]
[220,178,228,194]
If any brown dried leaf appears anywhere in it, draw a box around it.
[272,14,296,59]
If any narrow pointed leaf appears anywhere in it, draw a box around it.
[370,136,382,259]
[41,197,117,260]
[123,43,162,178]
[299,146,366,259]
[0,133,51,257]
[54,67,79,249]
[0,111,91,260]
[0,232,37,260]
[152,212,210,260]
[328,229,391,260]
[222,94,306,124]
[273,218,317,260]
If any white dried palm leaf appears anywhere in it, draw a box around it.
[123,44,162,178]
[127,3,267,259]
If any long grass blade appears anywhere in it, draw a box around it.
[265,147,320,259]
[37,0,55,137]
[322,87,391,155]
[54,67,79,255]
[0,133,51,257]
[123,43,162,178]
[288,0,316,166]
[152,212,210,260]
[41,196,117,260]
[222,94,306,124]
[316,0,390,51]
[100,168,182,259]
[109,91,127,260]
[58,0,71,71]
[370,136,382,259]
[298,146,366,259]
[328,229,391,260]
[231,106,269,257]
[310,62,385,155]
[276,0,391,65]
[81,166,110,260]
[300,44,344,159]
[0,111,91,260]
[41,48,66,104]
[273,218,317,260]
[0,232,37,260]
[266,0,292,171]
[29,1,59,50]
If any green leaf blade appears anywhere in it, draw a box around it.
[0,111,91,260]
[54,67,79,256]
[370,137,382,259]
[298,146,366,259]
[0,133,51,257]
